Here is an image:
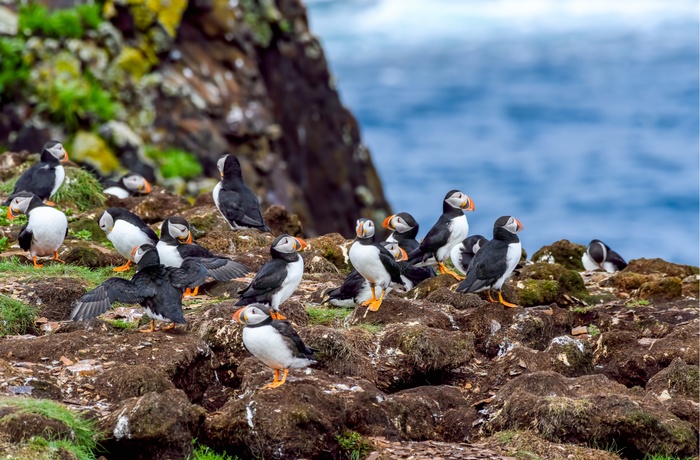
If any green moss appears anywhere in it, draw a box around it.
[116,46,152,79]
[0,295,38,336]
[0,207,28,227]
[106,319,137,331]
[588,324,600,338]
[70,131,121,176]
[0,396,101,457]
[146,145,203,179]
[18,3,103,40]
[240,0,274,47]
[516,279,559,307]
[70,229,93,241]
[187,440,239,460]
[0,256,126,288]
[0,236,9,252]
[0,37,30,102]
[306,306,352,326]
[53,167,107,212]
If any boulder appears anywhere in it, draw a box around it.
[531,240,586,270]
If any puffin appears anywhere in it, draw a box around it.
[6,192,68,268]
[235,234,307,320]
[98,207,159,272]
[157,216,249,295]
[456,216,523,308]
[582,239,627,273]
[3,140,69,206]
[383,212,421,253]
[103,173,152,198]
[70,244,207,332]
[450,235,489,276]
[348,218,405,312]
[407,190,474,279]
[233,304,316,389]
[212,154,270,232]
[325,242,407,308]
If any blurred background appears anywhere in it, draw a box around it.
[306,0,699,265]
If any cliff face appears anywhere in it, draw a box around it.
[0,0,390,236]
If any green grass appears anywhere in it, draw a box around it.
[0,396,101,459]
[0,256,126,287]
[0,294,38,336]
[187,440,238,460]
[643,455,696,460]
[0,37,30,102]
[0,205,28,227]
[70,229,93,241]
[588,324,600,338]
[106,319,137,331]
[626,299,651,308]
[306,306,353,326]
[354,323,382,334]
[145,146,203,179]
[569,305,593,314]
[53,167,106,212]
[0,236,9,252]
[336,431,372,460]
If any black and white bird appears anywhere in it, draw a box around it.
[582,239,627,273]
[407,190,474,279]
[157,216,249,295]
[383,212,421,253]
[6,192,67,268]
[233,304,316,389]
[235,234,306,320]
[212,154,270,232]
[70,244,208,332]
[103,173,152,198]
[450,235,489,276]
[325,242,407,308]
[3,140,69,206]
[456,216,523,308]
[98,207,159,272]
[348,218,405,312]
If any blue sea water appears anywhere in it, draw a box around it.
[306,0,700,266]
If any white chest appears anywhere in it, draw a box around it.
[436,215,469,262]
[449,243,467,275]
[582,253,600,271]
[212,182,222,210]
[108,220,155,260]
[271,257,304,309]
[103,186,129,199]
[50,165,65,198]
[26,207,67,256]
[349,242,391,287]
[494,241,522,289]
[243,325,311,370]
[156,241,183,267]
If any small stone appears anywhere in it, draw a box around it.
[518,359,527,368]
[571,326,588,336]
[657,389,672,402]
[60,356,74,366]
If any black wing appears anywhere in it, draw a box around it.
[399,263,434,288]
[168,258,208,289]
[219,188,269,231]
[12,164,56,200]
[271,320,316,358]
[188,256,249,280]
[69,277,155,321]
[457,240,508,293]
[327,270,365,301]
[177,243,215,259]
[377,244,403,284]
[18,225,32,251]
[607,250,627,270]
[236,259,287,305]
[419,217,451,255]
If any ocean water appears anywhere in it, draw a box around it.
[306,0,700,266]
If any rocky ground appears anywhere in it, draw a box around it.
[0,189,698,460]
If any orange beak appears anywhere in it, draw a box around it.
[131,246,139,256]
[295,237,307,251]
[186,232,192,244]
[515,218,523,232]
[141,179,152,194]
[398,247,408,261]
[382,215,395,230]
[462,196,475,211]
[233,307,246,323]
[61,148,69,164]
[6,207,17,220]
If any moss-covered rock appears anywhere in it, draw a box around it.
[95,364,175,402]
[115,45,151,78]
[605,271,654,291]
[681,275,699,298]
[638,277,683,301]
[647,358,699,400]
[262,204,303,237]
[516,279,559,307]
[531,240,586,270]
[625,258,699,278]
[545,335,593,377]
[305,233,351,272]
[70,131,121,176]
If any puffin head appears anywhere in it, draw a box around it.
[464,235,488,254]
[355,218,375,239]
[98,210,115,234]
[233,304,271,325]
[586,239,608,266]
[271,234,307,254]
[164,216,192,244]
[380,241,408,261]
[495,216,523,235]
[132,243,158,264]
[6,192,39,219]
[217,154,243,180]
[382,212,418,234]
[42,140,69,164]
[122,173,152,194]
[444,190,474,211]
